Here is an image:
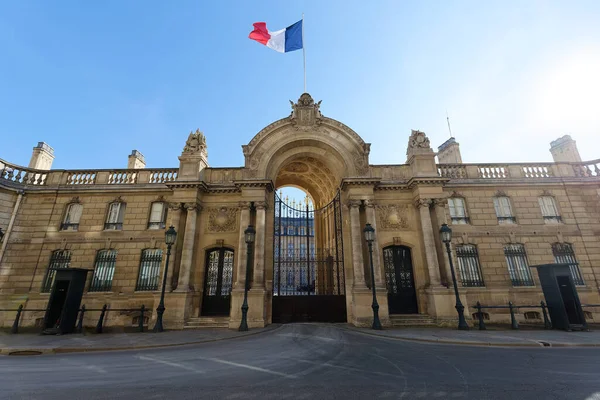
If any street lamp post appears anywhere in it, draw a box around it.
[0,227,4,243]
[239,225,256,332]
[364,223,382,330]
[153,225,177,333]
[439,223,469,330]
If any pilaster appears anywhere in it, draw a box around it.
[415,198,441,287]
[432,198,452,287]
[348,200,366,288]
[175,202,200,292]
[167,202,182,291]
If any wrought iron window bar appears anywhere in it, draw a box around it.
[59,223,79,231]
[456,245,485,287]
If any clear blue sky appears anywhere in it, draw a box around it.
[1,0,599,171]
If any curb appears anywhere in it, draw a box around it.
[341,327,600,348]
[0,324,284,356]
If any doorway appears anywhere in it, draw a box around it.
[383,245,418,314]
[201,248,234,316]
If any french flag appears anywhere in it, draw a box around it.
[249,20,303,53]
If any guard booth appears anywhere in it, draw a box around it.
[43,268,88,334]
[532,263,588,331]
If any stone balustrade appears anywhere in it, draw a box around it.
[2,157,599,190]
[438,160,600,181]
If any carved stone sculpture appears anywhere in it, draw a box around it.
[182,129,207,154]
[406,129,433,157]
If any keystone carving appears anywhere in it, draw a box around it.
[290,93,323,129]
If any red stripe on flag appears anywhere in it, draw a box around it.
[249,22,270,45]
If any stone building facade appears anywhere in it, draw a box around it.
[0,93,599,330]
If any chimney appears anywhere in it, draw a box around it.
[550,135,582,163]
[437,137,463,164]
[28,142,55,170]
[127,150,146,169]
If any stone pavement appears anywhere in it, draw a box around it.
[346,325,600,347]
[0,325,283,355]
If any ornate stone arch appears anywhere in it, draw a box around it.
[242,94,371,203]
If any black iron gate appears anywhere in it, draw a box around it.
[201,248,234,316]
[272,191,346,323]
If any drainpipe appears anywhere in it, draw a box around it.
[0,190,25,274]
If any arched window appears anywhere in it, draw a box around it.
[148,202,167,229]
[105,201,126,230]
[493,196,516,224]
[89,249,118,292]
[61,202,83,231]
[448,197,469,224]
[552,243,584,286]
[456,245,484,286]
[504,244,534,286]
[136,249,163,291]
[41,250,71,292]
[539,196,561,224]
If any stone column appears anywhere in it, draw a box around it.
[416,198,441,286]
[348,200,366,288]
[167,202,182,291]
[175,202,199,292]
[252,201,267,289]
[364,200,383,286]
[235,201,251,288]
[432,198,453,286]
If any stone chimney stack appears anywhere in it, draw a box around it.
[127,150,146,169]
[437,137,463,164]
[550,135,582,163]
[28,142,55,170]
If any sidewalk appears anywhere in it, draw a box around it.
[0,325,282,355]
[346,325,600,347]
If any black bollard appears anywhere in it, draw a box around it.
[96,304,107,334]
[541,301,552,330]
[476,301,486,330]
[139,305,145,333]
[76,305,86,334]
[509,302,519,330]
[11,304,23,334]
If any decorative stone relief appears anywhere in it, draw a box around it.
[184,202,201,212]
[182,129,207,154]
[406,130,433,157]
[377,204,411,231]
[347,199,361,209]
[432,198,447,208]
[290,93,323,129]
[206,207,238,233]
[353,150,369,176]
[168,202,182,211]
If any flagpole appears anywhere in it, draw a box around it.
[302,13,306,93]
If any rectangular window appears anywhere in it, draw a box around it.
[135,249,163,291]
[456,245,485,287]
[61,203,83,231]
[89,249,118,292]
[552,243,584,285]
[287,226,295,235]
[299,226,306,236]
[148,202,167,230]
[504,244,534,286]
[448,198,469,224]
[539,196,561,224]
[41,250,71,292]
[287,243,294,258]
[493,196,516,224]
[105,202,125,230]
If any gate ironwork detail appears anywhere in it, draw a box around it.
[273,191,346,323]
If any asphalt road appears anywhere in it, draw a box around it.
[1,324,599,400]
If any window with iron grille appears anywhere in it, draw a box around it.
[135,249,163,291]
[147,202,167,230]
[493,196,516,224]
[539,196,562,224]
[89,249,118,292]
[60,203,83,231]
[41,250,71,292]
[287,226,295,235]
[504,244,534,286]
[456,245,485,287]
[448,197,469,224]
[104,202,126,230]
[552,243,584,286]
